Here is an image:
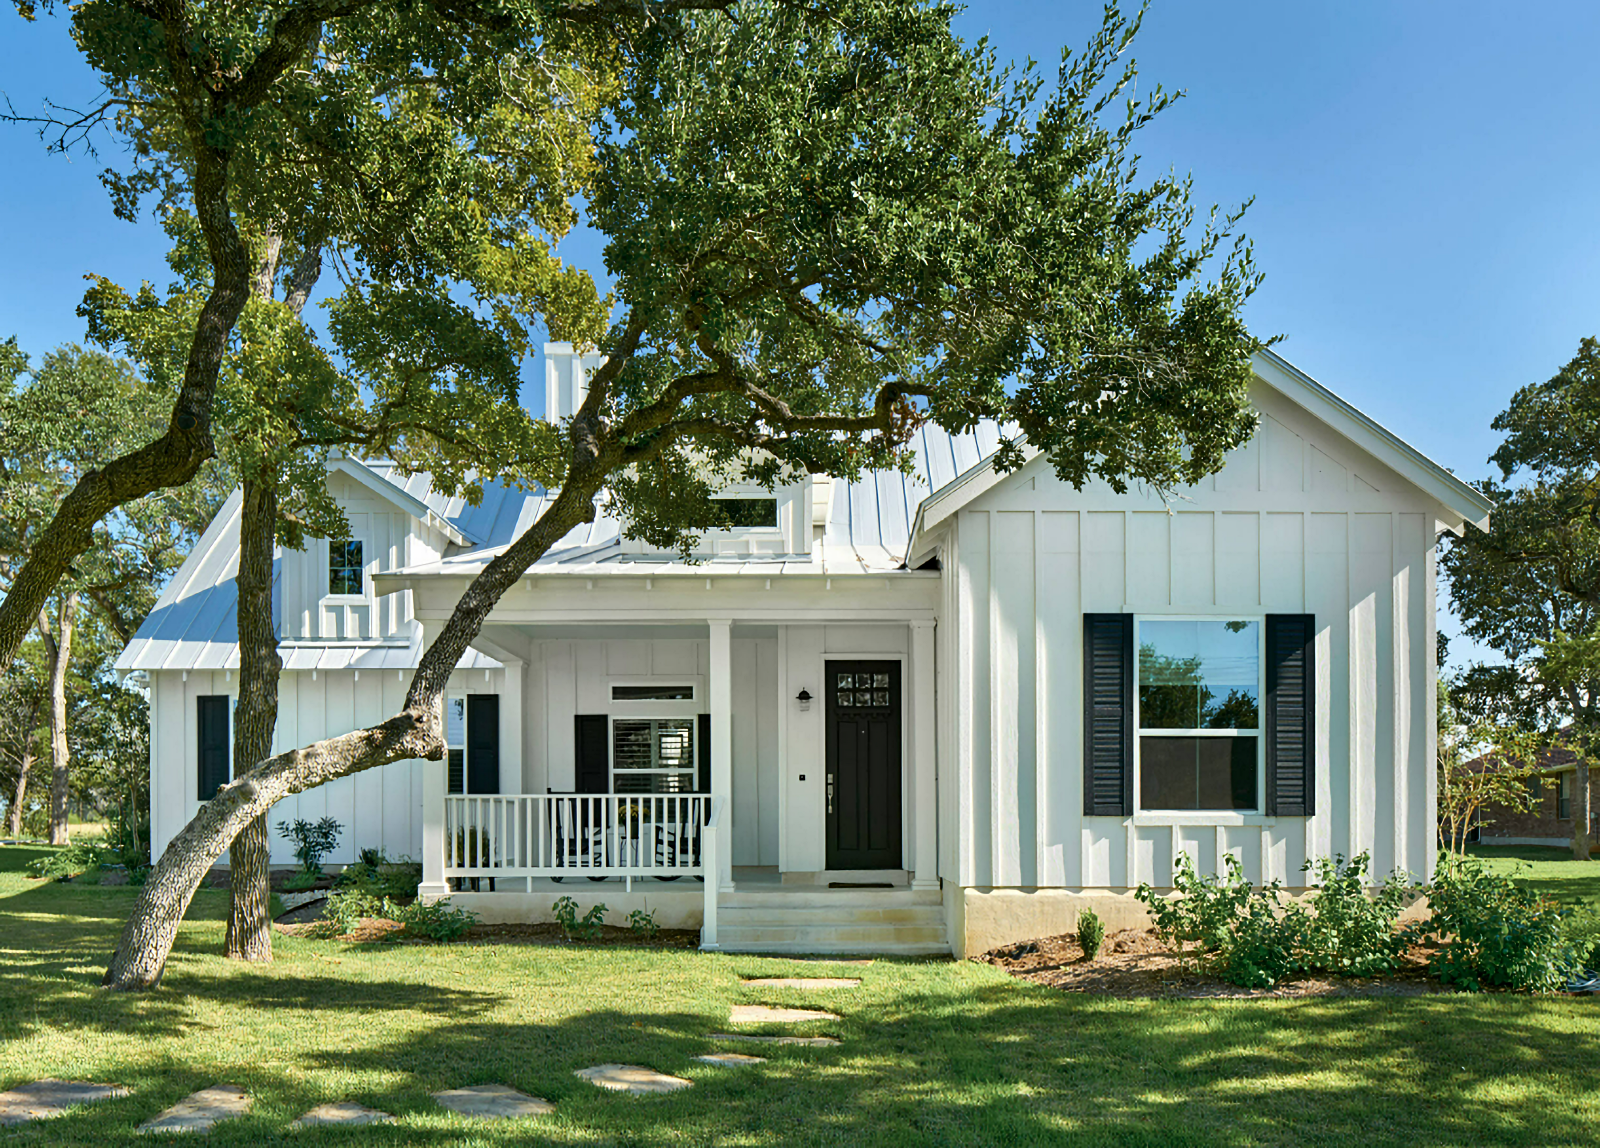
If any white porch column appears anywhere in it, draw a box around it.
[910,619,939,890]
[418,626,448,900]
[499,659,524,796]
[708,617,735,891]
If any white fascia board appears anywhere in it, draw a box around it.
[328,456,481,547]
[1251,348,1493,532]
[908,442,1039,551]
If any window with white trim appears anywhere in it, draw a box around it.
[611,718,696,794]
[1136,618,1261,811]
[329,539,365,596]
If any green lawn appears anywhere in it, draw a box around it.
[1468,844,1600,910]
[2,845,1598,1147]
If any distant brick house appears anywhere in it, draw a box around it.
[1472,744,1600,848]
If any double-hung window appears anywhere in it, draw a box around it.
[1137,618,1261,811]
[329,539,364,596]
[611,718,696,794]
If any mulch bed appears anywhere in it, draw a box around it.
[205,868,336,893]
[977,928,1451,999]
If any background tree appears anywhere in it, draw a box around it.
[1435,677,1538,854]
[0,344,230,843]
[104,1,1271,990]
[1442,337,1600,860]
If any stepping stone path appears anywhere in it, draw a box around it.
[136,1084,250,1135]
[729,1004,840,1024]
[0,1080,128,1126]
[709,1032,841,1047]
[575,1064,693,1094]
[433,1084,554,1120]
[742,977,860,989]
[292,1101,391,1127]
[695,1052,767,1066]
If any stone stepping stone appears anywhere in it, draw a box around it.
[695,1052,767,1066]
[292,1101,391,1127]
[433,1084,554,1120]
[742,977,860,989]
[136,1084,250,1135]
[709,1032,841,1047]
[729,1004,840,1024]
[575,1064,692,1095]
[0,1080,128,1126]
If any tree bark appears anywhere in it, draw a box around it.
[1574,757,1593,862]
[43,593,77,846]
[224,477,281,962]
[5,689,44,839]
[103,471,604,990]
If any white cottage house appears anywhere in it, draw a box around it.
[117,347,1490,956]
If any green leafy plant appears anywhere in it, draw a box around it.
[627,908,659,940]
[281,871,322,893]
[1564,908,1600,972]
[580,904,609,941]
[322,889,476,941]
[1297,853,1412,978]
[24,839,113,881]
[275,817,342,877]
[552,895,580,938]
[1137,853,1259,957]
[1076,908,1105,961]
[336,849,422,899]
[1420,856,1579,992]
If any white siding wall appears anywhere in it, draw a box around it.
[149,665,505,866]
[952,383,1440,890]
[277,470,437,642]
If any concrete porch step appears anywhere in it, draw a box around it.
[716,906,944,927]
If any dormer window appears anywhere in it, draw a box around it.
[706,497,778,529]
[329,539,364,596]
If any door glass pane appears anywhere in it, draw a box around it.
[873,673,889,687]
[838,673,853,689]
[838,691,853,708]
[873,691,889,706]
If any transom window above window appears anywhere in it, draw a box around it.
[837,671,891,709]
[611,684,695,702]
[612,718,696,794]
[329,539,364,596]
[1137,619,1261,812]
[701,497,777,529]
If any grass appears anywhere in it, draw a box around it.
[1,846,1598,1147]
[1467,844,1600,910]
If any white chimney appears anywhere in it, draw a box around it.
[543,342,604,422]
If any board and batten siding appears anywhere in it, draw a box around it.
[147,665,504,867]
[951,382,1439,891]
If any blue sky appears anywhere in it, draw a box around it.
[3,2,1597,668]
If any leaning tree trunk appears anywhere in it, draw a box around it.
[43,593,77,846]
[224,477,281,962]
[103,476,602,989]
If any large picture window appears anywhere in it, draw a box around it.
[1137,618,1261,811]
[612,718,696,794]
[329,539,364,596]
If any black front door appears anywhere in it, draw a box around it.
[826,661,902,870]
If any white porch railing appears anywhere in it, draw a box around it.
[443,794,711,890]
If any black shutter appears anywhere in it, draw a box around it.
[1082,614,1133,817]
[574,714,610,794]
[1265,614,1316,816]
[197,695,230,800]
[697,712,712,793]
[467,694,500,795]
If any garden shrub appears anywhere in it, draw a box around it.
[628,908,659,939]
[1563,907,1600,972]
[276,817,342,876]
[1296,852,1411,977]
[335,849,421,899]
[1076,908,1105,961]
[24,838,114,881]
[1420,857,1577,993]
[579,904,608,940]
[322,889,477,941]
[552,895,580,937]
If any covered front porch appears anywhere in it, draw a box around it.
[405,595,941,949]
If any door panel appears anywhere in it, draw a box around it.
[825,661,902,869]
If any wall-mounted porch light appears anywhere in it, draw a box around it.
[796,687,813,712]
